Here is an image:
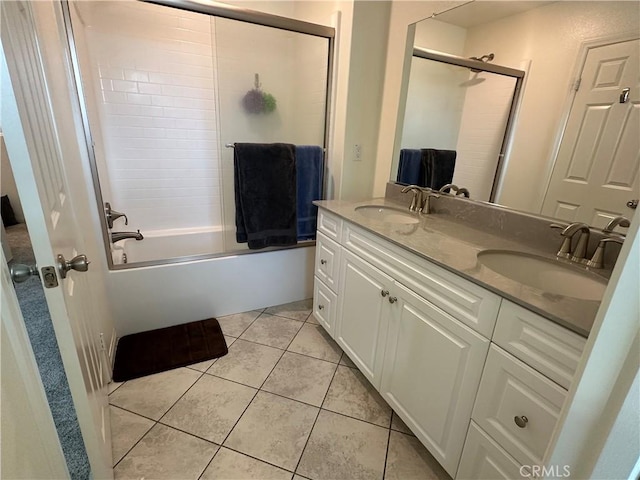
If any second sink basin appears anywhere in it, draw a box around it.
[355,205,419,224]
[477,250,607,301]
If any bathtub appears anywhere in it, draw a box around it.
[111,226,225,265]
[106,226,315,335]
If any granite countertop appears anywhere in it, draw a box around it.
[315,198,607,337]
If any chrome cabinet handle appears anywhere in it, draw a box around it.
[381,290,389,297]
[320,259,327,265]
[514,415,528,428]
[388,296,398,304]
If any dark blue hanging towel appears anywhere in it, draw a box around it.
[396,149,422,185]
[295,145,324,241]
[421,148,456,190]
[234,143,297,249]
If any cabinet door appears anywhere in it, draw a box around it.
[336,250,392,388]
[380,282,490,477]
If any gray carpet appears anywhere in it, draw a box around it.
[6,223,91,480]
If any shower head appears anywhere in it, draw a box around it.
[470,53,495,63]
[468,53,495,73]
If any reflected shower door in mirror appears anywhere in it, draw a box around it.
[390,1,639,227]
[397,49,521,202]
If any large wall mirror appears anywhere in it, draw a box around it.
[391,1,639,228]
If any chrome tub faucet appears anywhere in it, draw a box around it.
[111,230,144,244]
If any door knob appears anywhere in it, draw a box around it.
[9,263,39,283]
[381,290,389,297]
[57,254,90,279]
[627,199,638,209]
[388,296,398,304]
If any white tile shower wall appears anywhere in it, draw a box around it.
[452,73,516,201]
[78,1,222,231]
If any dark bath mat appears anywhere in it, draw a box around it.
[112,318,228,382]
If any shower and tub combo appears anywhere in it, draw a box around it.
[63,0,334,334]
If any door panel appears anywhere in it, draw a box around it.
[336,250,391,387]
[1,251,70,479]
[542,39,640,227]
[2,1,112,476]
[380,282,489,477]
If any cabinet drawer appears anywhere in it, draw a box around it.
[493,301,586,389]
[472,345,566,466]
[457,422,524,480]
[315,232,341,291]
[313,277,337,335]
[343,222,501,338]
[317,209,343,242]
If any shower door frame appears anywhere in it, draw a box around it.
[60,0,335,270]
[409,47,525,203]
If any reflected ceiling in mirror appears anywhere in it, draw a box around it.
[390,1,639,227]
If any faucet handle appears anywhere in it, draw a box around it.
[105,202,129,229]
[586,235,625,269]
[550,223,571,258]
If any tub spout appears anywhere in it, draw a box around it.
[111,230,144,244]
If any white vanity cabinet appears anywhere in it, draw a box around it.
[312,207,586,480]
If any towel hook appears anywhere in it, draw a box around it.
[254,73,261,90]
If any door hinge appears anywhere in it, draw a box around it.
[99,332,106,351]
[574,78,582,91]
[41,266,59,288]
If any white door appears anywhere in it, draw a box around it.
[379,282,489,477]
[1,250,70,480]
[542,39,639,227]
[335,250,392,388]
[1,2,112,477]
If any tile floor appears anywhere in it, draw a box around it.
[108,300,452,480]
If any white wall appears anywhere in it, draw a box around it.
[1,135,25,223]
[340,0,391,201]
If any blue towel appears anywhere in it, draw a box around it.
[397,149,422,185]
[295,145,324,241]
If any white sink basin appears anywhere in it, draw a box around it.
[355,205,420,225]
[477,250,607,301]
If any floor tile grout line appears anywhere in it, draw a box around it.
[291,356,342,476]
[112,416,160,470]
[199,444,298,479]
[382,423,393,480]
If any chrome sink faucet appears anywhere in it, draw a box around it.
[551,222,591,262]
[401,185,423,212]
